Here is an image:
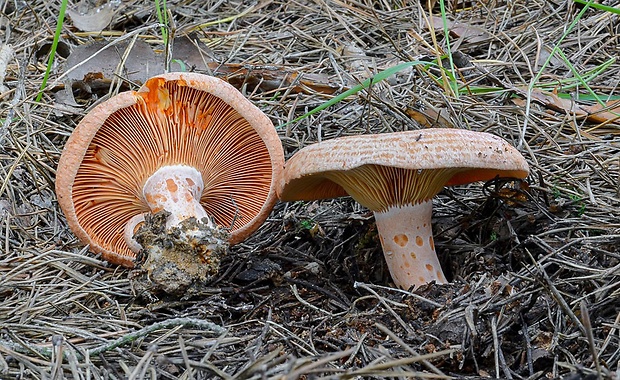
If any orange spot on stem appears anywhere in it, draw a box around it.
[393,234,409,247]
[166,178,178,194]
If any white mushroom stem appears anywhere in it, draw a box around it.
[373,199,446,289]
[142,165,212,229]
[124,165,214,253]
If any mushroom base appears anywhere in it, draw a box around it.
[130,211,229,296]
[374,200,447,289]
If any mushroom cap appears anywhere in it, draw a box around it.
[56,72,284,267]
[278,129,528,211]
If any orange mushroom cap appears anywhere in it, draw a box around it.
[56,72,284,267]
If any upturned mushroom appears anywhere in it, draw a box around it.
[56,72,284,294]
[278,129,528,289]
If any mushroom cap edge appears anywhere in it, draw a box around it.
[278,128,529,204]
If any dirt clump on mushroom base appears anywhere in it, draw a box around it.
[130,211,229,297]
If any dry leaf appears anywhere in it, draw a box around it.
[341,43,374,77]
[524,89,582,115]
[59,37,345,101]
[35,41,71,61]
[206,63,346,95]
[430,16,491,44]
[404,104,455,128]
[171,35,345,94]
[517,87,620,125]
[581,100,620,124]
[64,40,164,85]
[170,34,217,72]
[55,39,164,105]
[536,45,563,69]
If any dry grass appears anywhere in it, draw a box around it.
[1,0,619,379]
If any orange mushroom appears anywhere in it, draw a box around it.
[56,72,284,292]
[278,129,528,290]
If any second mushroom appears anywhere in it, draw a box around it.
[56,72,284,294]
[278,129,529,290]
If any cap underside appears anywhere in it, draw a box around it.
[68,78,274,263]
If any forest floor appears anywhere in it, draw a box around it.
[0,0,619,379]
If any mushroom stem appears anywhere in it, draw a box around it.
[123,164,230,295]
[142,165,213,229]
[123,164,216,254]
[373,199,446,289]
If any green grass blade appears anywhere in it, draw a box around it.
[535,57,616,92]
[519,0,594,147]
[276,60,437,129]
[573,0,620,14]
[35,0,68,103]
[530,1,592,89]
[439,0,457,96]
[155,0,169,42]
[554,48,604,105]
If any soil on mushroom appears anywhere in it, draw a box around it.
[1,1,619,379]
